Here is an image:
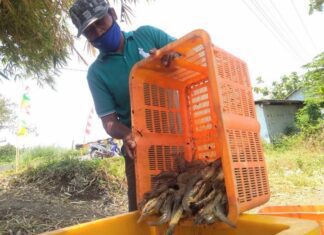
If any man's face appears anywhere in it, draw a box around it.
[82,13,113,42]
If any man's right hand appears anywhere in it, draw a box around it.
[101,113,136,159]
[123,133,136,159]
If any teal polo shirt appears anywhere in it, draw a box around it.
[87,25,175,128]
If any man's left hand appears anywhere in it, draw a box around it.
[149,49,181,68]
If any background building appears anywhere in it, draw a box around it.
[255,89,304,143]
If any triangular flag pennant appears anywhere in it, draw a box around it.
[85,107,94,136]
[17,86,31,136]
[16,120,28,136]
[20,86,31,111]
[17,127,27,136]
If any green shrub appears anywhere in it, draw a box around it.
[23,158,102,199]
[270,134,304,152]
[99,157,125,178]
[296,102,323,135]
[0,144,15,164]
[19,157,125,199]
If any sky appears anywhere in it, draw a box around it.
[0,0,323,148]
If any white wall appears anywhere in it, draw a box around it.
[263,105,300,141]
[255,104,271,143]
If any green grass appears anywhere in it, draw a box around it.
[17,146,125,177]
[0,145,83,167]
[20,146,82,168]
[0,154,14,165]
[265,133,324,188]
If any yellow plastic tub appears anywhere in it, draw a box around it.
[40,211,320,235]
[258,205,324,234]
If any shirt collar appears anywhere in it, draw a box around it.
[124,31,134,39]
[97,31,133,61]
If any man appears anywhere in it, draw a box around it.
[69,0,178,211]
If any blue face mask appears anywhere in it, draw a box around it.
[91,21,121,53]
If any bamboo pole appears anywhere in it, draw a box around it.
[15,146,19,172]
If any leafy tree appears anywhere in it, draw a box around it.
[253,76,269,97]
[0,95,16,130]
[271,72,301,99]
[253,72,302,99]
[0,0,147,87]
[296,52,324,134]
[309,0,324,14]
[0,0,74,87]
[302,52,324,104]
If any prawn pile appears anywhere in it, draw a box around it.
[137,158,235,235]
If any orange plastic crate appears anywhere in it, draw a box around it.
[129,29,270,223]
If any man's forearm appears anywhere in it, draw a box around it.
[101,113,131,140]
[105,120,131,139]
[101,113,136,158]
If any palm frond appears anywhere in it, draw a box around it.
[111,0,154,24]
[120,0,135,24]
[0,0,156,86]
[73,45,89,66]
[0,0,14,13]
[0,0,75,87]
[0,70,9,80]
[85,41,97,58]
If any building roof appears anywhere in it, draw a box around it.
[285,88,304,100]
[255,99,304,105]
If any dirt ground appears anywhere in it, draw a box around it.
[0,172,323,235]
[250,183,324,213]
[0,175,128,235]
[266,184,323,206]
